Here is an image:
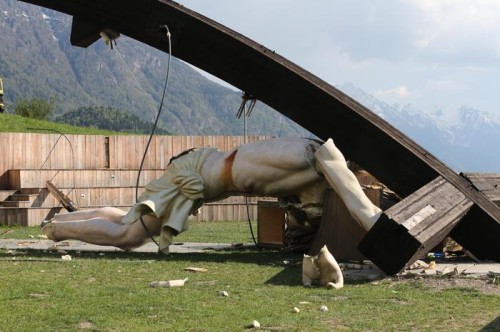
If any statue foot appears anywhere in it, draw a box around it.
[41,222,58,241]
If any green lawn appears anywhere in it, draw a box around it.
[1,222,499,331]
[0,113,121,135]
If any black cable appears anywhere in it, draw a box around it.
[237,95,260,248]
[245,196,259,248]
[135,24,173,248]
[27,127,79,209]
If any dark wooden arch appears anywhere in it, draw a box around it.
[17,0,500,262]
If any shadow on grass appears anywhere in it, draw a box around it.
[0,247,382,286]
[1,246,307,286]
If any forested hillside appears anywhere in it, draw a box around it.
[0,0,311,136]
[54,107,170,135]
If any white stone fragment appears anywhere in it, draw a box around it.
[320,305,328,312]
[251,320,260,329]
[149,277,188,288]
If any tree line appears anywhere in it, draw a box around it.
[11,98,170,135]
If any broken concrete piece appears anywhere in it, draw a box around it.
[250,320,260,329]
[150,277,188,288]
[302,245,343,289]
[184,267,207,272]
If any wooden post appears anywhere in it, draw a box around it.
[358,176,473,275]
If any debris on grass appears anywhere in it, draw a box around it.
[250,320,260,329]
[0,229,14,236]
[408,260,429,270]
[292,307,300,313]
[150,277,188,288]
[61,255,72,261]
[184,267,207,272]
[320,305,328,312]
[218,290,229,297]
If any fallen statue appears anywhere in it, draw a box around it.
[42,137,382,285]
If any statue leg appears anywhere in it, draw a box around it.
[42,213,161,251]
[51,207,126,224]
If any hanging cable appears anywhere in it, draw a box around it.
[27,127,79,209]
[134,24,173,249]
[236,93,260,248]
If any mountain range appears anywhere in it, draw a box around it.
[1,1,499,173]
[338,83,500,173]
[0,0,310,137]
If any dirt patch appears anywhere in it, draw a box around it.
[390,275,500,295]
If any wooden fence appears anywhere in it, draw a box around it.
[0,133,273,224]
[0,133,269,178]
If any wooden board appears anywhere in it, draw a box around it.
[461,173,500,205]
[46,180,78,212]
[358,176,473,275]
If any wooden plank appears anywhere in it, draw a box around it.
[461,173,500,203]
[46,180,78,212]
[358,176,474,275]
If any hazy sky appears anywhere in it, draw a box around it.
[180,0,500,118]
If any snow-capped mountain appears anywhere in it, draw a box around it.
[338,83,500,173]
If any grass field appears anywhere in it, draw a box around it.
[0,113,123,135]
[1,222,499,331]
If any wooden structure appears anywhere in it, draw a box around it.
[461,173,500,206]
[0,133,270,225]
[358,177,474,275]
[449,173,500,261]
[13,0,500,267]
